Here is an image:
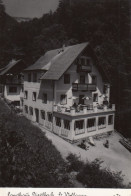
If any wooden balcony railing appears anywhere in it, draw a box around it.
[72,83,96,91]
[77,65,92,73]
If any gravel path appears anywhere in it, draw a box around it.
[38,124,131,185]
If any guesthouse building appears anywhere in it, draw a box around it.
[23,42,115,141]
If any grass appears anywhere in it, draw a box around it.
[0,99,71,187]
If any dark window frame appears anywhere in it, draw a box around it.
[9,86,17,93]
[74,120,84,130]
[42,93,47,104]
[56,117,61,127]
[92,75,97,85]
[29,107,33,115]
[24,91,28,99]
[60,94,67,105]
[64,74,70,84]
[41,110,45,120]
[108,115,113,125]
[32,92,37,101]
[93,93,98,102]
[98,116,106,129]
[24,105,28,114]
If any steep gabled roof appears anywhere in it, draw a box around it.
[24,42,109,82]
[0,59,22,76]
[25,49,60,71]
[41,42,89,80]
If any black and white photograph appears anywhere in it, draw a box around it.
[0,0,131,193]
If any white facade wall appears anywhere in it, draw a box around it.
[4,84,22,102]
[23,53,113,141]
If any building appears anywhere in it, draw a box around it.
[0,59,26,108]
[23,42,115,142]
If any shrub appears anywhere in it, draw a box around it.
[67,154,127,188]
[66,153,84,172]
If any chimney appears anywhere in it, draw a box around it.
[62,44,65,52]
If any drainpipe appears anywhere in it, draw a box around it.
[52,80,55,132]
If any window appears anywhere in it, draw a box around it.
[41,110,45,120]
[64,74,70,84]
[28,73,31,82]
[24,91,28,99]
[9,86,17,93]
[92,75,97,84]
[98,117,106,129]
[86,58,90,66]
[60,94,67,105]
[29,107,33,115]
[80,75,85,84]
[79,57,90,66]
[33,72,37,82]
[42,93,47,104]
[79,58,85,65]
[32,92,37,101]
[64,120,70,130]
[87,118,96,132]
[74,120,84,130]
[79,95,84,105]
[93,93,98,102]
[24,105,28,114]
[48,112,52,122]
[108,115,113,125]
[56,117,61,127]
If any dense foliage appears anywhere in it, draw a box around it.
[0,1,130,133]
[67,153,129,188]
[0,100,71,187]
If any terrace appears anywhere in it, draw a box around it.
[53,103,115,117]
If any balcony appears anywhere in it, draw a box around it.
[72,83,96,92]
[53,104,115,117]
[77,64,92,73]
[5,78,24,85]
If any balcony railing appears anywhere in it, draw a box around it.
[77,65,92,73]
[72,83,96,91]
[5,78,24,84]
[53,104,115,116]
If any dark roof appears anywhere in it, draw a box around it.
[0,59,21,76]
[41,42,89,80]
[25,42,109,82]
[25,49,60,71]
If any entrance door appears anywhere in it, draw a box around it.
[79,95,84,105]
[35,109,39,123]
